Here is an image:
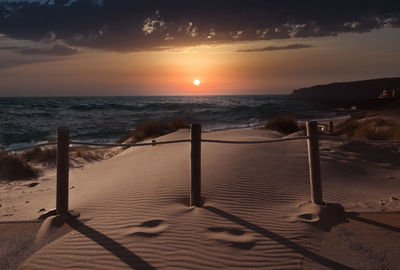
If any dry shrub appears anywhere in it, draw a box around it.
[0,153,39,180]
[263,115,299,135]
[70,146,104,161]
[23,145,105,163]
[21,147,57,164]
[336,115,400,140]
[0,119,189,180]
[117,119,189,143]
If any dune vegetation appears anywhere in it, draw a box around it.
[262,115,299,135]
[116,119,189,143]
[0,119,189,181]
[0,153,39,180]
[336,113,400,140]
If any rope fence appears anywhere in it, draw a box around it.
[69,139,191,147]
[4,131,400,155]
[2,121,400,215]
[201,136,308,144]
[4,135,400,154]
[0,142,57,153]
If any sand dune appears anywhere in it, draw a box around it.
[1,129,400,269]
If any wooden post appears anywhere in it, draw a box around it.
[56,127,69,215]
[329,120,334,135]
[306,121,323,205]
[190,124,201,207]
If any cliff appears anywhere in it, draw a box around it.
[291,77,400,100]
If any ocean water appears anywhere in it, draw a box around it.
[0,95,351,150]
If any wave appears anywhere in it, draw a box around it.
[0,96,351,148]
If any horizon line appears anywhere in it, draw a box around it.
[0,93,292,98]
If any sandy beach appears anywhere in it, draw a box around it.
[1,128,400,269]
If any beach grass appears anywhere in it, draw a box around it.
[0,119,189,180]
[0,153,39,180]
[262,115,299,134]
[20,145,105,164]
[70,146,106,161]
[0,146,114,181]
[117,119,189,143]
[336,114,400,140]
[21,147,57,164]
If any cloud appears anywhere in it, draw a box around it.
[0,0,399,52]
[19,44,78,56]
[0,46,19,50]
[237,43,313,52]
[0,52,59,69]
[0,43,78,69]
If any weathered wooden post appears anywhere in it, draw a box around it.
[56,127,69,215]
[329,120,334,135]
[190,123,201,207]
[306,121,323,205]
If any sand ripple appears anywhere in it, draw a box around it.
[16,129,400,269]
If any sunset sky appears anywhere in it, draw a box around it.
[0,0,400,96]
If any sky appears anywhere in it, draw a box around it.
[0,0,400,96]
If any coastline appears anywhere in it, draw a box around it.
[0,95,353,151]
[2,114,353,152]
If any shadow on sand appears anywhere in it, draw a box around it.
[321,142,400,171]
[204,205,355,270]
[15,208,400,270]
[65,216,156,270]
[346,212,400,233]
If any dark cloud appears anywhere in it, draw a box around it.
[0,43,78,69]
[0,0,399,52]
[20,44,78,56]
[0,44,78,55]
[0,46,20,50]
[238,43,313,52]
[0,54,60,69]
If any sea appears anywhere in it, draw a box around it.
[0,95,353,150]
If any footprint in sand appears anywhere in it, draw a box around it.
[206,227,256,250]
[297,213,320,222]
[25,182,39,188]
[123,220,168,237]
[293,202,321,223]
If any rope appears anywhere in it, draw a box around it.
[4,134,400,154]
[320,135,400,144]
[0,142,57,154]
[69,139,191,147]
[1,137,309,153]
[201,136,309,144]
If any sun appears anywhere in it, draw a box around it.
[193,79,201,86]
